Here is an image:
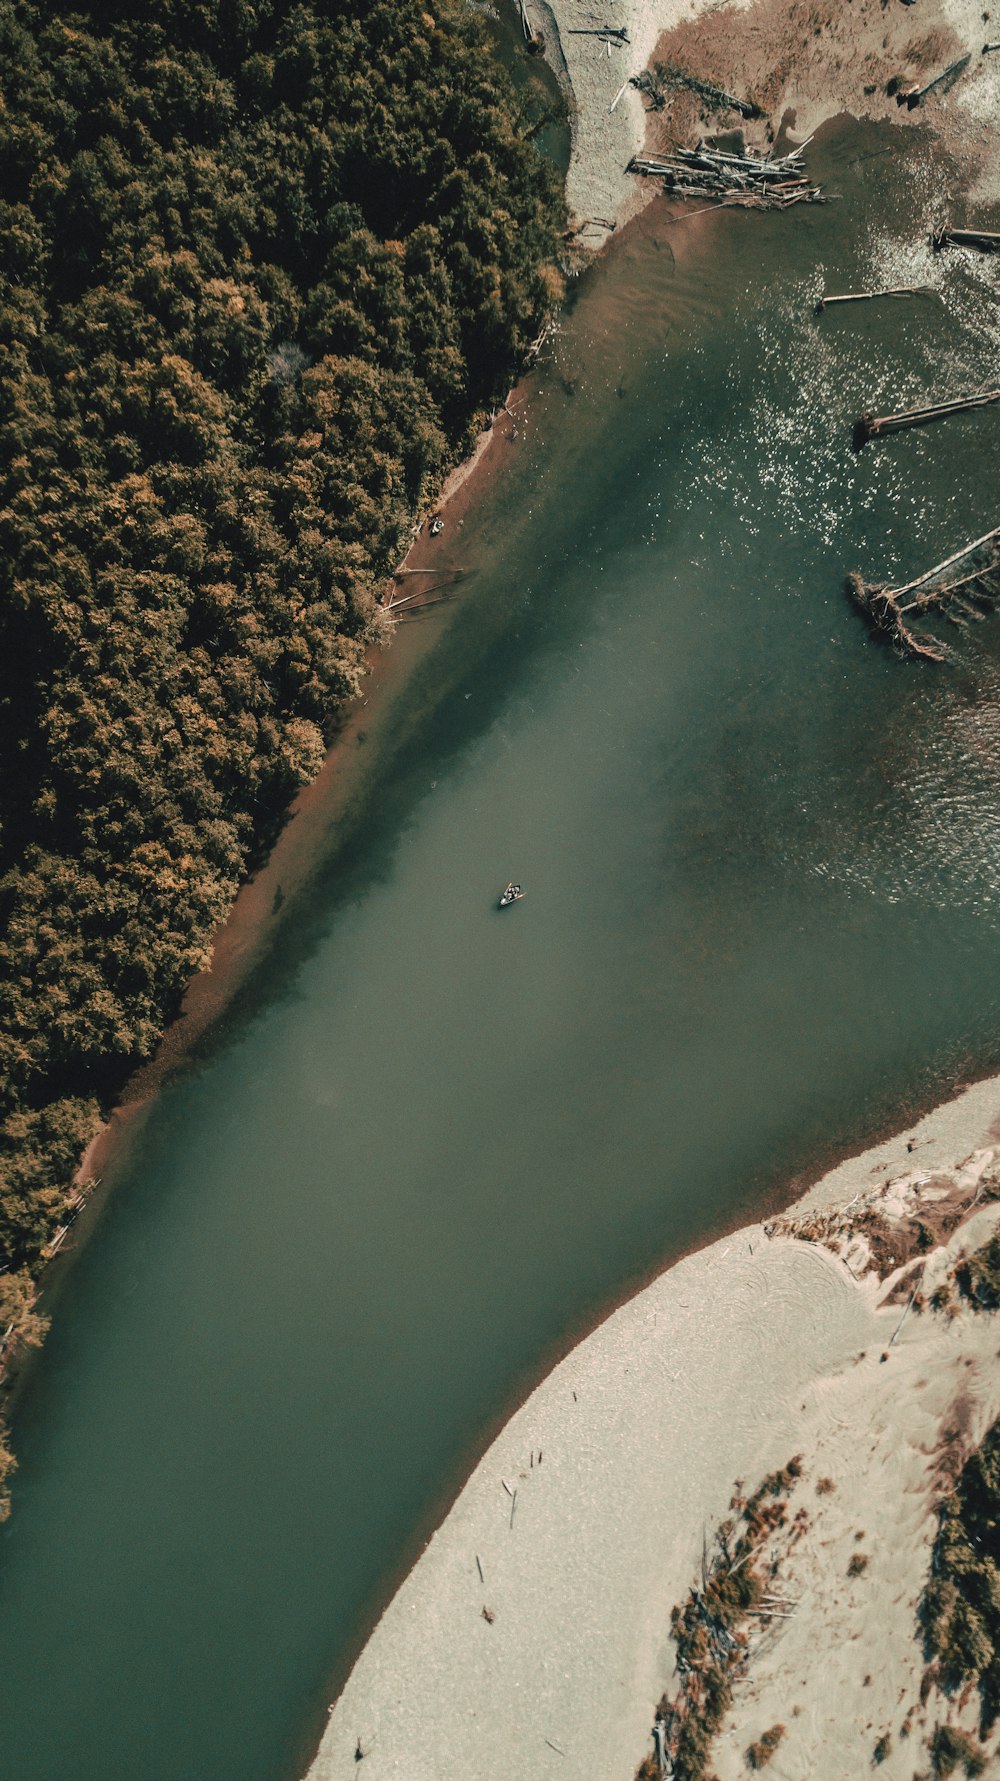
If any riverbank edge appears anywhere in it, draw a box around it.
[9,0,991,1424]
[3,0,997,1732]
[0,0,905,1352]
[298,5,1000,1757]
[0,9,575,1455]
[0,401,531,1440]
[306,1074,1000,1781]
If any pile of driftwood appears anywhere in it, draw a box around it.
[848,524,1000,661]
[641,1463,803,1780]
[628,141,822,209]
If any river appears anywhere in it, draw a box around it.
[2,116,1000,1781]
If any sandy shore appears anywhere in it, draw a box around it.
[307,1077,1000,1779]
[546,0,999,234]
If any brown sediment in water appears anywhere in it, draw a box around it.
[0,359,539,1432]
[48,0,998,1333]
[58,415,526,1184]
[11,20,998,1759]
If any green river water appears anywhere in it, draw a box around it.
[2,116,1000,1781]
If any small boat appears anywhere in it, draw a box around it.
[499,882,525,908]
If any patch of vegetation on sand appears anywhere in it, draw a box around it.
[954,1232,1000,1312]
[634,1459,803,1781]
[929,1722,989,1778]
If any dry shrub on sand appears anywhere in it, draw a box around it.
[635,1462,802,1780]
[955,1232,1000,1311]
[929,1722,988,1778]
[746,1723,786,1768]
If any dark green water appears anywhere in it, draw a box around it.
[3,119,1000,1781]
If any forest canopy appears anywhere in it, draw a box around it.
[0,0,565,1451]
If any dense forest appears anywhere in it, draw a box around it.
[0,0,565,1506]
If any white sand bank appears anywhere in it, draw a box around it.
[307,1077,1000,1780]
[529,0,685,235]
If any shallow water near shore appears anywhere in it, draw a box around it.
[4,117,1000,1781]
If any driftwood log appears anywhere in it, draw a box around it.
[652,66,764,118]
[848,524,1000,660]
[384,567,466,613]
[854,388,1000,449]
[933,224,1000,254]
[568,24,629,41]
[815,285,932,313]
[896,53,970,108]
